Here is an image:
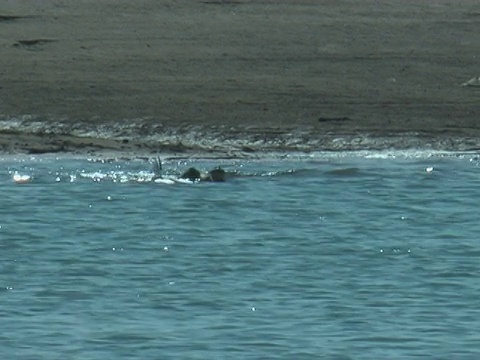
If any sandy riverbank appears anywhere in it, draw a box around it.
[1,0,479,157]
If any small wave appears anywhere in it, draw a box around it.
[325,167,361,176]
[257,168,314,178]
[306,149,479,160]
[12,172,32,184]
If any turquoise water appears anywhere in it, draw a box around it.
[1,152,480,359]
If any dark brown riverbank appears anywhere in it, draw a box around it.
[1,0,479,156]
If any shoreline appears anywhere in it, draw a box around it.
[1,1,479,158]
[1,118,480,159]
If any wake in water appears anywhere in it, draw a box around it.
[9,157,233,185]
[154,158,227,183]
[5,149,479,186]
[8,159,313,185]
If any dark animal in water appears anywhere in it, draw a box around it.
[181,167,226,182]
[181,167,202,181]
[209,168,226,182]
[152,157,226,182]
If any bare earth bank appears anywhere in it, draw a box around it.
[1,0,479,158]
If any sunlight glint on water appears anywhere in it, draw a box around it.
[1,152,480,359]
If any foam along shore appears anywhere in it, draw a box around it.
[1,119,480,157]
[462,77,480,87]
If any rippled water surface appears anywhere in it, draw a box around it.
[1,152,480,359]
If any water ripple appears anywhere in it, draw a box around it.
[1,154,480,358]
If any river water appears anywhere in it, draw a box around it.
[1,151,480,359]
